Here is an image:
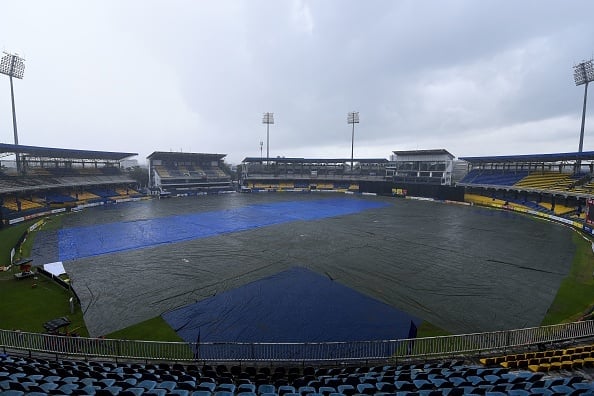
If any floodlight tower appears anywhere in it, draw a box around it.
[573,59,594,169]
[260,140,263,162]
[262,112,274,164]
[0,52,25,172]
[347,111,359,171]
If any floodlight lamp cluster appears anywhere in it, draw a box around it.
[573,59,594,86]
[262,112,274,125]
[0,52,25,79]
[347,111,360,124]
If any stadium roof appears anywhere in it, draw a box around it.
[459,151,594,164]
[0,143,136,160]
[392,149,455,158]
[241,157,389,164]
[147,151,226,161]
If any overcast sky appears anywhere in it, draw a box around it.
[1,0,594,165]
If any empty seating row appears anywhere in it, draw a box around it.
[459,170,529,186]
[3,353,594,396]
[481,343,594,373]
[87,188,119,198]
[513,171,572,190]
[1,196,44,212]
[71,191,100,201]
[1,175,135,194]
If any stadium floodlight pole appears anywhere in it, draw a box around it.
[573,59,594,169]
[0,52,25,173]
[262,112,274,165]
[260,140,263,162]
[347,111,359,171]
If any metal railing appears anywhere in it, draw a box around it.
[2,321,593,364]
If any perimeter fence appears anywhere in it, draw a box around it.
[2,320,594,364]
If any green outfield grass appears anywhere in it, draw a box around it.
[0,217,88,336]
[0,221,32,265]
[417,321,450,338]
[106,316,183,341]
[541,232,594,326]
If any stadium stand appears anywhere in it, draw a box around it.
[459,152,594,194]
[457,151,594,226]
[148,152,233,196]
[1,195,44,212]
[241,158,386,193]
[2,351,594,395]
[0,143,139,224]
[458,169,530,186]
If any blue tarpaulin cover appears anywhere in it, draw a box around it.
[58,198,388,260]
[162,266,420,347]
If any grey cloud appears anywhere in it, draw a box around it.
[0,0,593,164]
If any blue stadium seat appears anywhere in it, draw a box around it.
[217,384,236,393]
[238,384,257,393]
[58,383,81,393]
[100,378,117,387]
[157,381,179,392]
[278,385,296,395]
[1,391,25,396]
[298,386,316,395]
[507,390,531,396]
[318,387,336,396]
[137,379,157,391]
[356,383,375,394]
[237,392,258,396]
[259,384,277,394]
[395,381,415,392]
[38,382,59,392]
[80,377,98,387]
[199,382,216,392]
[214,391,235,396]
[104,385,125,395]
[120,389,146,396]
[169,390,191,396]
[192,391,213,396]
